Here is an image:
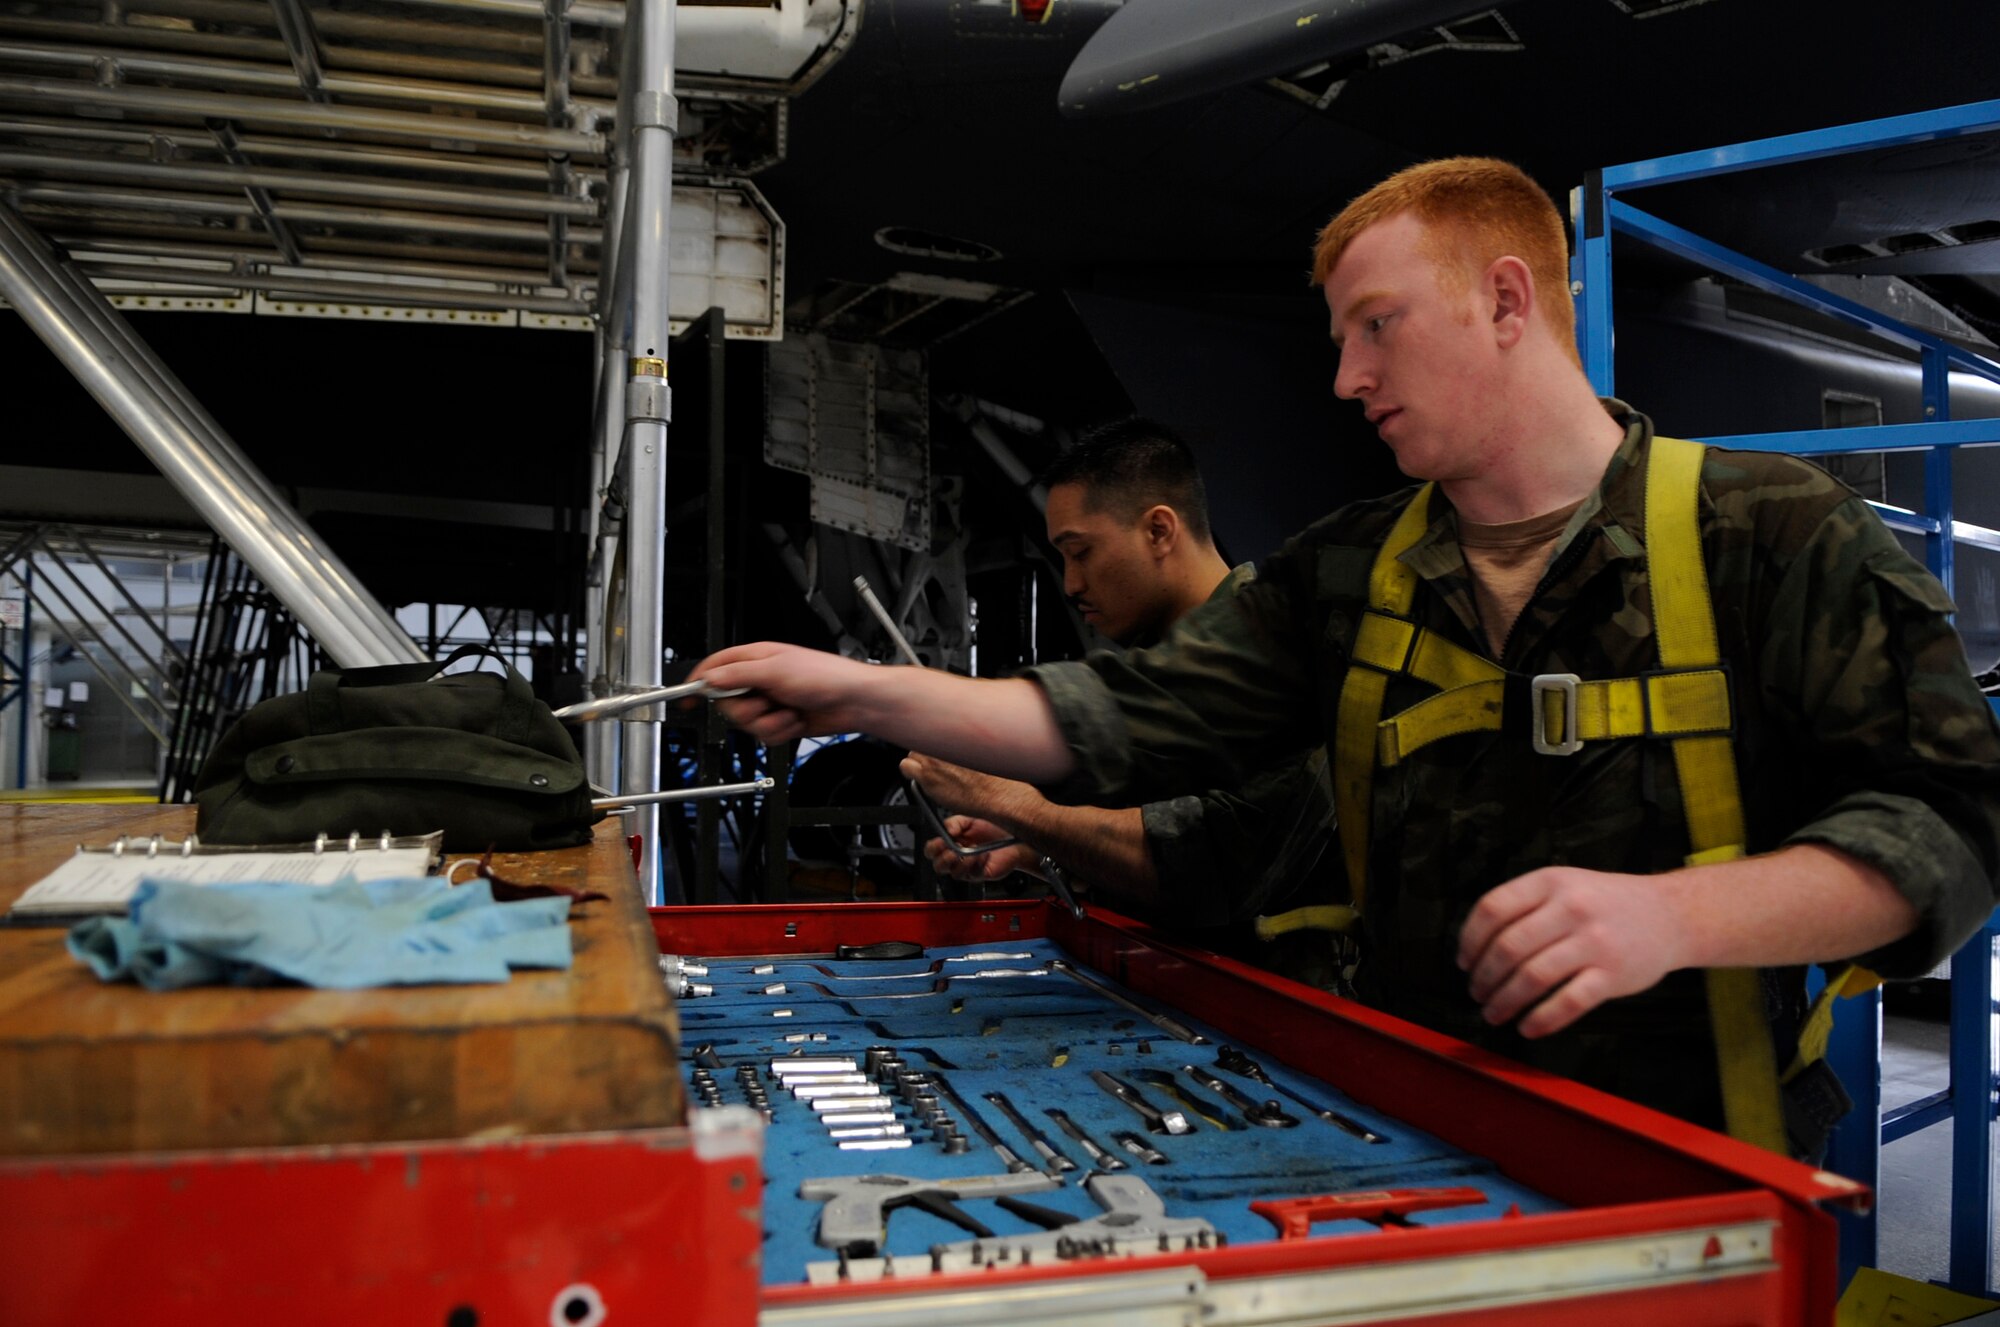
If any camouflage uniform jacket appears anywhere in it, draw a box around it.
[1139,565,1338,934]
[1024,404,2000,1129]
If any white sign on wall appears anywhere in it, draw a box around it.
[0,599,21,629]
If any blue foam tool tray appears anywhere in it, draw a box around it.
[679,939,1563,1285]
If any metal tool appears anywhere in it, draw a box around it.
[811,1097,894,1115]
[791,1082,880,1100]
[593,776,774,811]
[553,677,749,722]
[1131,1068,1240,1131]
[983,1091,1076,1175]
[769,1057,860,1076]
[799,1169,1058,1255]
[1037,855,1088,921]
[1088,1070,1193,1135]
[1214,1044,1389,1143]
[659,954,710,982]
[1183,1063,1298,1128]
[796,969,1049,999]
[905,776,1021,857]
[828,1124,909,1141]
[1251,1187,1488,1238]
[928,1174,1211,1271]
[1044,1108,1124,1171]
[750,955,1034,981]
[930,1072,1034,1172]
[1111,1130,1168,1165]
[1051,960,1209,1045]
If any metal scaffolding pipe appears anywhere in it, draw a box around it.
[0,148,601,219]
[119,0,562,57]
[0,204,423,666]
[0,75,606,156]
[42,223,596,282]
[30,529,178,698]
[13,184,598,243]
[18,579,170,745]
[371,0,625,30]
[53,523,190,670]
[0,14,621,96]
[582,148,629,794]
[59,236,583,288]
[616,0,676,902]
[264,0,330,100]
[0,41,617,121]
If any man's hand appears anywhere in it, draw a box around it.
[902,753,1048,882]
[901,753,1043,829]
[1456,866,1688,1040]
[693,642,876,744]
[923,816,1044,883]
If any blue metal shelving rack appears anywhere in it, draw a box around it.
[1572,97,2000,1296]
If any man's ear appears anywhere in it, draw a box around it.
[1487,254,1533,350]
[1141,504,1181,558]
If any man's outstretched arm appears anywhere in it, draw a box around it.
[695,642,1075,785]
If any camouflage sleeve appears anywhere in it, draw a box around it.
[1757,495,2000,977]
[1140,749,1337,928]
[1021,539,1329,808]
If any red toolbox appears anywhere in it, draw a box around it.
[0,868,1864,1325]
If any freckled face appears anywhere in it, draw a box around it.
[1324,211,1497,483]
[1044,482,1171,646]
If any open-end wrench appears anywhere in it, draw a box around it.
[1215,1045,1388,1143]
[1051,961,1208,1045]
[1089,1070,1193,1135]
[931,1072,1034,1173]
[983,1091,1076,1174]
[1045,1108,1125,1171]
[1183,1064,1298,1128]
[1131,1068,1240,1131]
[1111,1130,1169,1165]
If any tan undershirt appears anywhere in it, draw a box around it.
[1457,500,1585,657]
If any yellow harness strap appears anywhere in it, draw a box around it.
[1645,437,1789,1154]
[1330,485,1438,918]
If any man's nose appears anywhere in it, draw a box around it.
[1334,349,1370,401]
[1063,563,1085,598]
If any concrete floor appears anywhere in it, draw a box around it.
[1879,1001,1989,1286]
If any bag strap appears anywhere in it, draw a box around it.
[304,644,538,744]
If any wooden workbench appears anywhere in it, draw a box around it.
[0,804,684,1156]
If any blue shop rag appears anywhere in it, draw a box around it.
[66,876,573,990]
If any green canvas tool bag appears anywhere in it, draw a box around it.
[194,645,601,851]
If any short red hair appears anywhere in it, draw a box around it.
[1312,157,1577,362]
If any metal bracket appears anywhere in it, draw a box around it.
[625,378,670,424]
[632,91,679,136]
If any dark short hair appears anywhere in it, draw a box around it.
[1041,417,1213,543]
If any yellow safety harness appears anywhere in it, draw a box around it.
[1264,435,1867,1155]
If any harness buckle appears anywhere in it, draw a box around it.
[1530,673,1583,756]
